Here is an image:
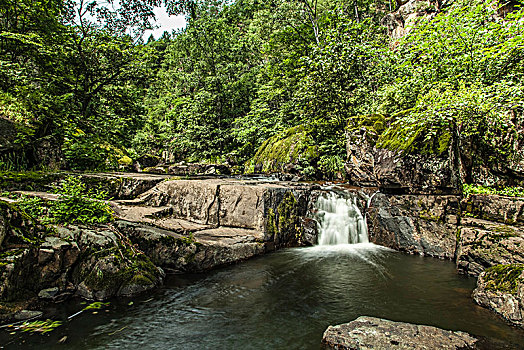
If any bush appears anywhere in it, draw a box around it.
[19,176,114,225]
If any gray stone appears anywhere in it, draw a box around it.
[456,218,524,277]
[38,287,60,299]
[14,310,43,321]
[322,316,478,349]
[367,193,459,258]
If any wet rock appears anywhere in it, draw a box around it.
[367,193,460,258]
[321,316,478,349]
[473,264,524,328]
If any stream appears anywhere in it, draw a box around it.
[2,244,524,349]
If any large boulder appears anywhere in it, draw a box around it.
[367,193,460,258]
[245,125,318,175]
[345,114,460,194]
[57,225,164,301]
[473,264,524,328]
[456,194,524,277]
[322,316,478,349]
[119,179,316,250]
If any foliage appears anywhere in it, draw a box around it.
[19,176,114,225]
[13,319,62,334]
[463,184,524,198]
[2,0,524,181]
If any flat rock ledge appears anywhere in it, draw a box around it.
[321,317,478,350]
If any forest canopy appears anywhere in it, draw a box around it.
[0,0,523,177]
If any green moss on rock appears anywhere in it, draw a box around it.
[346,114,388,139]
[245,125,318,174]
[376,112,451,156]
[484,264,524,295]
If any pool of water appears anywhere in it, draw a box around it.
[2,244,523,349]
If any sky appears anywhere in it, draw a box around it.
[142,6,187,40]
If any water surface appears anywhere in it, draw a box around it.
[2,244,523,349]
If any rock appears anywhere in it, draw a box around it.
[0,116,18,152]
[244,124,318,176]
[321,316,478,349]
[38,287,60,299]
[75,252,164,301]
[367,193,460,258]
[136,154,161,169]
[119,178,314,250]
[0,213,6,248]
[167,163,231,176]
[373,148,460,194]
[113,220,200,272]
[463,194,524,225]
[31,136,65,171]
[381,0,437,41]
[456,219,524,277]
[473,264,524,328]
[79,172,168,200]
[14,310,43,321]
[344,115,460,194]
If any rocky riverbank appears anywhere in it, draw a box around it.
[0,173,320,321]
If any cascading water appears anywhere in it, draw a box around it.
[314,191,369,245]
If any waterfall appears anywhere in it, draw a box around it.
[314,191,369,245]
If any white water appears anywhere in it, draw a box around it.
[315,191,369,245]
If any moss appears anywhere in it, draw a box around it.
[118,155,133,166]
[275,192,299,242]
[376,115,451,156]
[245,124,318,174]
[0,171,64,192]
[346,114,388,137]
[266,208,277,241]
[0,199,48,246]
[483,264,524,295]
[418,209,441,222]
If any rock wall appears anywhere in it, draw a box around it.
[367,193,460,259]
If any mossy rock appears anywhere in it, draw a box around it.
[376,110,451,157]
[483,264,524,295]
[0,171,65,192]
[346,114,388,139]
[245,125,318,174]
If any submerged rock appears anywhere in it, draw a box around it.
[473,264,524,328]
[322,316,478,349]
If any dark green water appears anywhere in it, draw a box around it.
[2,244,524,349]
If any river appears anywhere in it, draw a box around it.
[2,244,523,349]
